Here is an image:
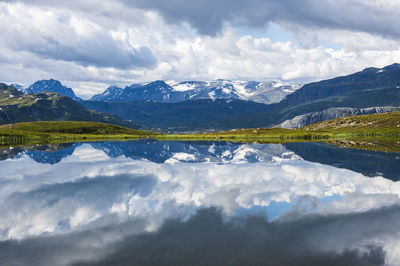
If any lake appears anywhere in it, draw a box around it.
[1,140,399,265]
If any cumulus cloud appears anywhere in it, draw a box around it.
[0,3,156,69]
[5,0,400,39]
[131,0,400,39]
[0,0,400,97]
[27,35,156,69]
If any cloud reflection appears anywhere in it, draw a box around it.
[0,207,392,266]
[0,143,399,264]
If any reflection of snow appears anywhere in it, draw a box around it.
[165,153,196,164]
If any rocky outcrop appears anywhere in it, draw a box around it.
[278,107,400,129]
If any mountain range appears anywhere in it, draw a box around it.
[4,63,400,131]
[11,79,299,105]
[81,63,400,131]
[90,80,300,104]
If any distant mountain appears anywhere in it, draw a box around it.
[90,81,174,102]
[166,80,242,102]
[10,84,24,92]
[231,80,300,104]
[90,86,124,102]
[0,84,20,98]
[120,80,176,102]
[25,79,82,101]
[89,80,300,104]
[0,83,142,129]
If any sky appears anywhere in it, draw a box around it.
[0,0,400,97]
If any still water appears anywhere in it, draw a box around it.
[1,140,400,265]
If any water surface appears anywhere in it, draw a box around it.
[1,140,399,265]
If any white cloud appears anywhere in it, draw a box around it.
[0,3,156,69]
[0,1,400,97]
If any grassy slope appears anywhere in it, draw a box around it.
[156,112,400,153]
[0,121,157,145]
[303,111,400,132]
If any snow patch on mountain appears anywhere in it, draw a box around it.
[167,81,199,92]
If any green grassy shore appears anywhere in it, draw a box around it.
[0,121,159,146]
[0,112,399,152]
[160,111,400,142]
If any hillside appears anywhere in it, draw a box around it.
[0,83,142,129]
[269,63,400,126]
[303,111,400,132]
[279,106,400,129]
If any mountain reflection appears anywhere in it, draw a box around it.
[2,140,400,181]
[1,140,301,164]
[0,143,75,162]
[285,142,400,181]
[0,142,399,265]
